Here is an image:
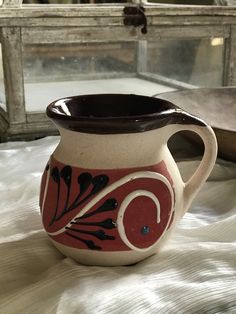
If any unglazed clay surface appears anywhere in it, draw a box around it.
[41,94,217,265]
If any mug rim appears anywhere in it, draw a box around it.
[46,93,204,134]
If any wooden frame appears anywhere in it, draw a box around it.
[0,3,236,140]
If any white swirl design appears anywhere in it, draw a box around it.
[41,159,51,216]
[117,190,161,252]
[47,171,174,252]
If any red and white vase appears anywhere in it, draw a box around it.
[40,94,217,266]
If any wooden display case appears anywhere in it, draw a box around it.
[0,1,236,140]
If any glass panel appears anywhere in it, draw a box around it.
[23,42,174,112]
[23,37,225,112]
[148,0,215,4]
[145,38,224,87]
[0,43,6,111]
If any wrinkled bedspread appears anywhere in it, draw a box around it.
[0,137,236,314]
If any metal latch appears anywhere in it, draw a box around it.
[123,6,147,34]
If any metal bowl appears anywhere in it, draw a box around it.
[155,87,236,162]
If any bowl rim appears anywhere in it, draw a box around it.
[154,87,236,133]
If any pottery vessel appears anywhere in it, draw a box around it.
[40,94,217,266]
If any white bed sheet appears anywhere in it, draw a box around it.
[0,136,236,314]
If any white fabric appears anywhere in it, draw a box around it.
[0,136,236,314]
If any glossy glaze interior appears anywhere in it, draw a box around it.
[48,94,175,117]
[47,94,204,134]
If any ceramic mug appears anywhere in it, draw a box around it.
[40,94,217,266]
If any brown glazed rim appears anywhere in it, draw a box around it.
[47,94,205,134]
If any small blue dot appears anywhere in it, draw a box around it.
[141,226,150,235]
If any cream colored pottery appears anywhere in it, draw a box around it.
[40,94,217,266]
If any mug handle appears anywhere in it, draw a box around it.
[167,111,218,216]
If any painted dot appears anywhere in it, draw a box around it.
[141,226,150,235]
